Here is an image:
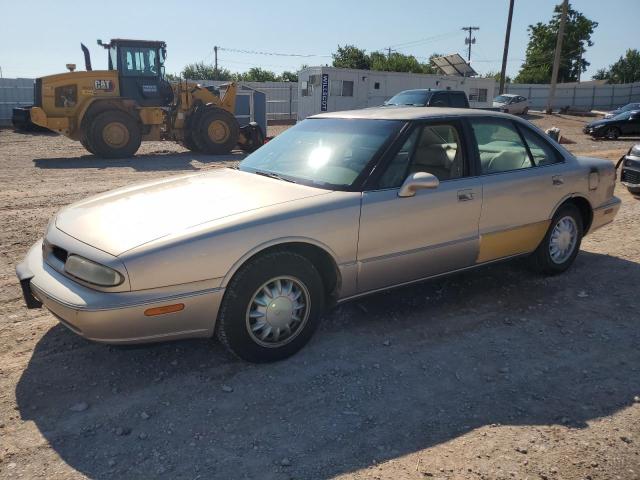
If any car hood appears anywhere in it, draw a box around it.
[54,168,331,256]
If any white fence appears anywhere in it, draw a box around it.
[504,81,640,111]
[0,78,34,126]
[2,77,639,127]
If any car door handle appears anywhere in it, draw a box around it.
[552,175,564,186]
[457,189,475,201]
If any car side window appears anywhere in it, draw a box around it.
[450,93,467,108]
[377,123,466,188]
[518,126,563,166]
[430,93,448,107]
[470,118,533,174]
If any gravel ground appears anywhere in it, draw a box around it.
[0,115,639,480]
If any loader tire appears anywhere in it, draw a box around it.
[193,108,239,155]
[88,110,141,158]
[181,131,201,152]
[80,131,96,155]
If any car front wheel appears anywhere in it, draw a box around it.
[604,127,620,140]
[530,204,583,275]
[216,251,325,362]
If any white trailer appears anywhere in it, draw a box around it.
[297,66,496,120]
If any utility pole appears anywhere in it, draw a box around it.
[499,0,515,95]
[462,26,479,62]
[214,46,219,79]
[546,0,568,114]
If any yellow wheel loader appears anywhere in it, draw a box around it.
[29,39,264,158]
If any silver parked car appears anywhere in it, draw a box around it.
[493,94,530,114]
[17,108,621,362]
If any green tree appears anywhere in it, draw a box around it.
[592,68,609,81]
[332,45,371,70]
[237,67,278,82]
[279,71,299,82]
[593,49,640,84]
[481,70,511,83]
[515,3,597,84]
[370,51,425,73]
[422,53,445,75]
[181,62,233,81]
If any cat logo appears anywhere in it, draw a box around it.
[94,80,114,91]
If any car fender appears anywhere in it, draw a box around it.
[220,236,342,288]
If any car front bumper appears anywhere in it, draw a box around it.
[621,156,640,192]
[16,240,224,344]
[583,126,606,137]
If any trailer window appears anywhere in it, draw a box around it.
[330,80,353,97]
[469,88,488,103]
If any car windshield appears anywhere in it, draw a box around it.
[494,95,513,103]
[612,111,633,120]
[385,90,432,106]
[238,118,402,189]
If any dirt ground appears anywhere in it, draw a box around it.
[0,115,639,480]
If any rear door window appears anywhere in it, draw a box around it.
[470,118,533,174]
[517,125,563,166]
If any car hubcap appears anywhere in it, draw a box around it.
[549,216,578,264]
[246,276,310,348]
[207,120,230,144]
[102,122,129,148]
[606,128,617,139]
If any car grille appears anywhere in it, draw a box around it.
[33,79,42,107]
[621,168,640,185]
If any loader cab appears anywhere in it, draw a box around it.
[99,38,173,107]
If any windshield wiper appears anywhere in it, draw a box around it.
[253,170,297,183]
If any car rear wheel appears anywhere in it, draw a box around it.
[604,127,620,140]
[529,204,583,275]
[216,251,325,362]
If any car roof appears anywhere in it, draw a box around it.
[497,93,518,97]
[311,106,516,121]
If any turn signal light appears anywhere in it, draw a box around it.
[144,304,185,316]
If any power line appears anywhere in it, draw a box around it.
[218,47,331,58]
[385,31,460,50]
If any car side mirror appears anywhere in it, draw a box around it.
[398,172,439,197]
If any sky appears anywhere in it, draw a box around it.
[0,0,637,80]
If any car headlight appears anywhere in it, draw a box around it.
[64,255,124,286]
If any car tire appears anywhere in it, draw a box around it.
[88,110,142,158]
[216,251,325,363]
[529,204,583,275]
[522,107,529,115]
[604,127,620,140]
